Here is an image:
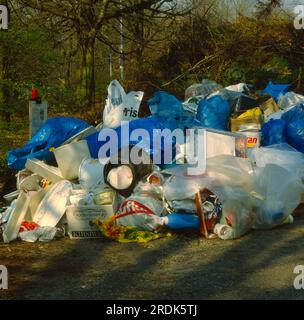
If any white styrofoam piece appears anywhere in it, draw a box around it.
[25,188,49,221]
[33,180,72,227]
[25,158,63,183]
[3,192,30,243]
[3,190,20,203]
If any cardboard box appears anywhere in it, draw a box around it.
[260,98,279,118]
[66,202,118,239]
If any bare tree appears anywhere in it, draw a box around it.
[17,0,186,107]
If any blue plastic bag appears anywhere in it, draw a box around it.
[262,81,291,102]
[196,96,230,131]
[286,120,304,153]
[261,120,287,146]
[281,104,304,123]
[148,91,183,120]
[8,117,89,171]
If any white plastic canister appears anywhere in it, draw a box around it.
[54,140,90,180]
[238,124,261,149]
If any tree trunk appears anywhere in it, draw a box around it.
[87,37,96,108]
[80,37,96,108]
[0,38,11,123]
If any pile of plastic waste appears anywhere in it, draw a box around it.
[1,79,304,244]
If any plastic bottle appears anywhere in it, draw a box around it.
[213,224,234,240]
[164,214,200,230]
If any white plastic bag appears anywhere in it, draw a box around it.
[18,227,63,243]
[115,183,167,232]
[103,80,144,128]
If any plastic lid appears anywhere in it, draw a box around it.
[107,165,133,190]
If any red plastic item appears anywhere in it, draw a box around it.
[31,88,39,100]
[19,221,40,233]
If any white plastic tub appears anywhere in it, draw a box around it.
[78,158,106,191]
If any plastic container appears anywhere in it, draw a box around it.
[213,224,234,240]
[54,140,90,180]
[165,214,200,230]
[78,158,106,191]
[238,124,261,149]
[93,189,116,206]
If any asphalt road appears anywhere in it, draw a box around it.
[1,215,304,300]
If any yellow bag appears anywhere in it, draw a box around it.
[93,217,172,244]
[237,107,263,119]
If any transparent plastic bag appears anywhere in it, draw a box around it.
[253,164,304,229]
[218,187,254,240]
[251,144,304,179]
[185,80,222,101]
[205,155,256,193]
[278,92,304,110]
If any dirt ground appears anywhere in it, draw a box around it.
[1,212,304,300]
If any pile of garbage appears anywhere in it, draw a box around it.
[1,79,304,244]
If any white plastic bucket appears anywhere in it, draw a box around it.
[78,158,106,191]
[54,140,90,180]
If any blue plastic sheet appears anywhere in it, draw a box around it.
[7,117,89,171]
[262,81,291,102]
[196,96,230,131]
[86,115,182,165]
